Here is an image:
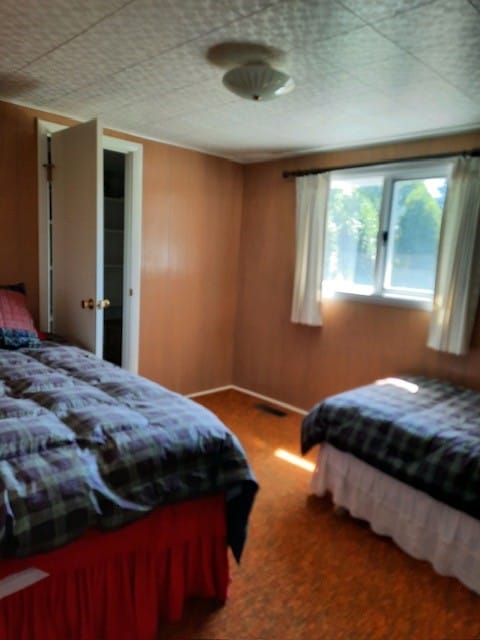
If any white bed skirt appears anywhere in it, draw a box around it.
[311,444,480,595]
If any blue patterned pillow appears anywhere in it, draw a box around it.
[0,328,39,349]
[0,289,40,350]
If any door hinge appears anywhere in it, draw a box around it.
[43,162,55,183]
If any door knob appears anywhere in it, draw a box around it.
[81,298,110,310]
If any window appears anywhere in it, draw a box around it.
[323,161,450,305]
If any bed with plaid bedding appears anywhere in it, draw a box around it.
[301,376,480,520]
[0,342,257,560]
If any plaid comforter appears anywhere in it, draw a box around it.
[302,376,480,520]
[0,342,257,560]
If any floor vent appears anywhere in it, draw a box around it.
[254,403,287,417]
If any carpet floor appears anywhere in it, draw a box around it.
[159,389,480,640]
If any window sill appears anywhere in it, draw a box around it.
[322,290,432,311]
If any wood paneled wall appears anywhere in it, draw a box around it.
[2,98,480,406]
[0,102,41,318]
[0,101,243,395]
[0,102,79,319]
[234,131,480,410]
[138,142,243,393]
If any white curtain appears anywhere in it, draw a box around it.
[428,156,480,355]
[291,173,330,326]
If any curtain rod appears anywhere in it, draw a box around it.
[282,148,480,179]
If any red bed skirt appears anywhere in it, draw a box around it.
[0,494,229,640]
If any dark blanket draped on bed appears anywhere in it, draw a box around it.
[301,376,480,520]
[0,343,257,561]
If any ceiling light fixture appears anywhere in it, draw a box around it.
[222,61,294,101]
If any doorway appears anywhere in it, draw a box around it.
[103,150,125,366]
[37,119,143,373]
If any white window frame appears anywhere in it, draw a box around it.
[323,158,454,310]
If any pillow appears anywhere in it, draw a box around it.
[0,282,26,294]
[0,289,40,349]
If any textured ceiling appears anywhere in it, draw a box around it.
[0,0,479,163]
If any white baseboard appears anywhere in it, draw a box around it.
[231,385,307,416]
[186,384,307,416]
[186,385,232,399]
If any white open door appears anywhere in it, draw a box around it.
[50,119,104,356]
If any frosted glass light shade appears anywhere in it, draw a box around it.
[223,62,294,101]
